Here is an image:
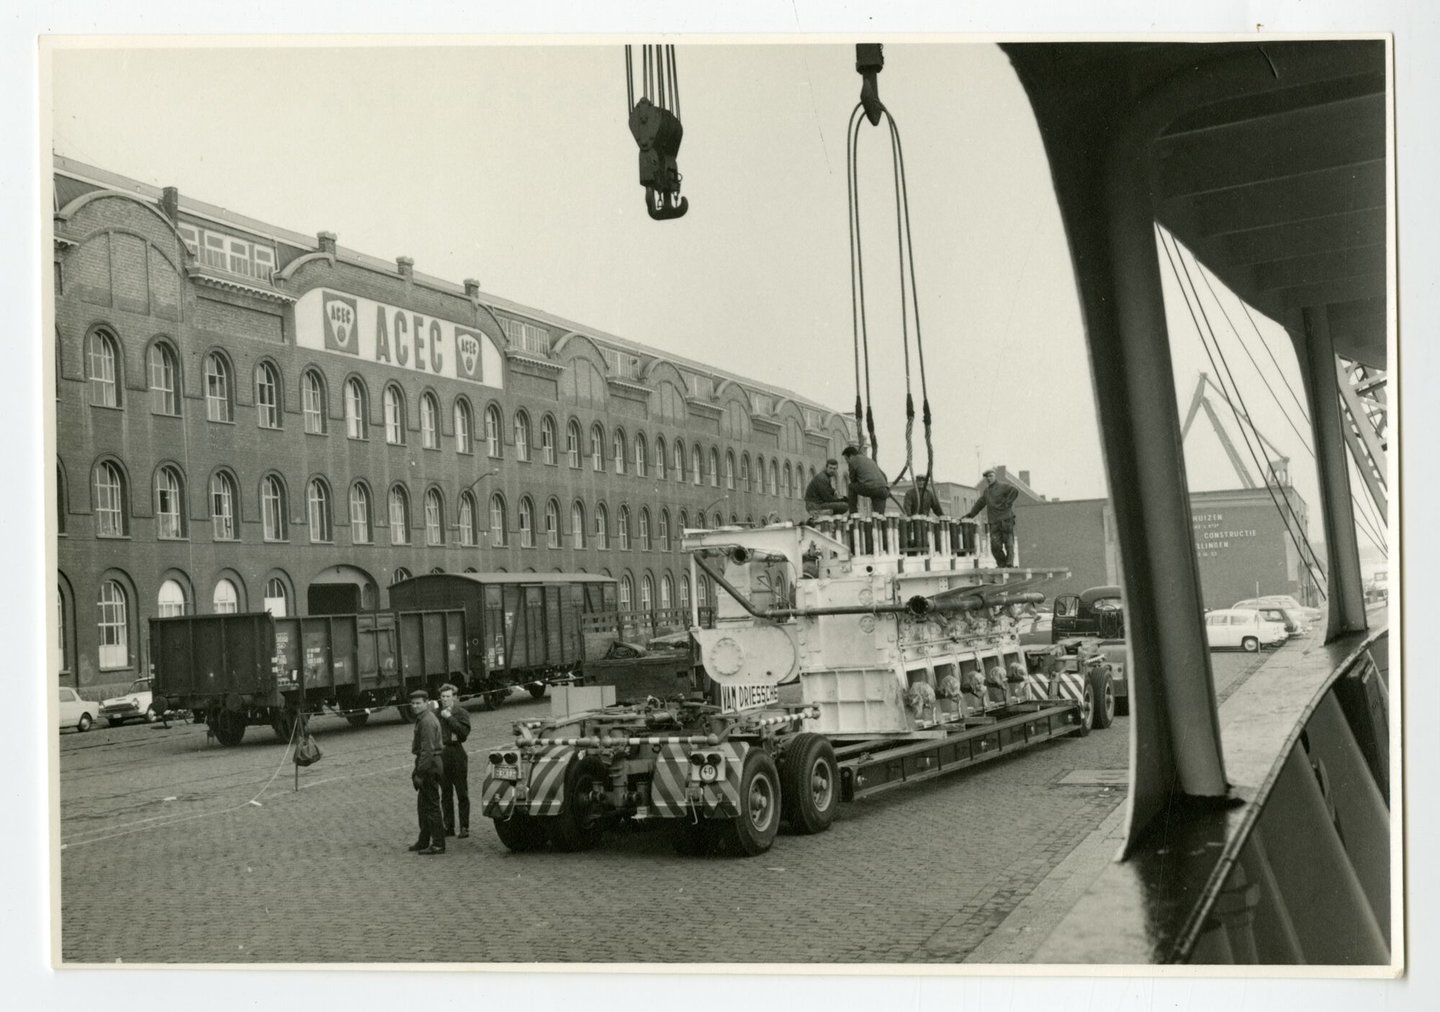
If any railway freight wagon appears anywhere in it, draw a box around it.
[149,608,464,746]
[387,572,619,705]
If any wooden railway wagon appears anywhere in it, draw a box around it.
[149,608,463,746]
[387,572,619,704]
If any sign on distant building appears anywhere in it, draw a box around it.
[295,288,504,388]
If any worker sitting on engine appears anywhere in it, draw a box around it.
[842,445,890,514]
[804,458,849,516]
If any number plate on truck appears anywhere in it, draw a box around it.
[492,764,519,780]
[719,683,779,711]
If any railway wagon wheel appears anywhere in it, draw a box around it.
[1088,665,1116,730]
[211,710,247,747]
[270,708,300,742]
[397,703,418,724]
[550,757,609,852]
[723,750,782,856]
[779,734,839,835]
[527,682,548,700]
[344,712,371,728]
[492,812,548,852]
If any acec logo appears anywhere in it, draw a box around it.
[457,332,481,378]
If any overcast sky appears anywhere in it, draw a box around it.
[48,39,1365,538]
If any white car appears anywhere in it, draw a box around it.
[1233,596,1323,626]
[100,677,160,726]
[58,687,95,733]
[1204,608,1289,652]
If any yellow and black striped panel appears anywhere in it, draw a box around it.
[648,743,692,818]
[480,780,517,818]
[524,743,574,817]
[1024,675,1052,702]
[1056,671,1086,704]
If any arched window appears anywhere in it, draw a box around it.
[783,462,793,500]
[264,577,290,617]
[658,508,671,551]
[742,453,752,490]
[691,444,702,485]
[344,377,367,439]
[458,492,478,547]
[155,466,184,539]
[93,461,127,537]
[211,471,237,541]
[679,574,692,610]
[97,579,129,669]
[518,497,536,548]
[590,424,605,471]
[212,578,239,615]
[713,511,724,529]
[638,507,651,551]
[619,574,633,611]
[697,577,709,608]
[349,482,372,544]
[566,420,581,468]
[157,579,187,618]
[149,341,179,415]
[255,361,281,429]
[544,499,562,548]
[655,436,668,480]
[541,416,557,465]
[594,503,610,550]
[205,352,233,422]
[425,489,445,545]
[770,459,781,497]
[725,451,736,490]
[391,567,412,585]
[261,475,287,541]
[383,385,406,444]
[485,405,503,457]
[640,574,653,612]
[709,448,720,488]
[88,329,120,407]
[454,398,474,454]
[420,392,440,449]
[612,428,627,475]
[302,369,327,433]
[634,434,647,476]
[672,440,685,481]
[616,505,631,550]
[679,508,690,536]
[660,574,673,610]
[570,500,586,549]
[308,478,332,542]
[509,410,529,462]
[389,485,410,544]
[489,493,507,546]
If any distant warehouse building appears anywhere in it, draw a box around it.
[1016,484,1318,609]
[52,157,856,697]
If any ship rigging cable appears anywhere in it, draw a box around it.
[845,98,934,488]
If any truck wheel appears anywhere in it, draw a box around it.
[492,812,548,853]
[551,757,609,852]
[527,683,547,700]
[1242,636,1259,653]
[344,712,370,728]
[1074,679,1094,738]
[723,750,782,856]
[779,734,838,834]
[671,816,718,857]
[1088,666,1115,730]
[212,710,246,747]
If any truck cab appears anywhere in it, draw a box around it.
[1049,585,1128,713]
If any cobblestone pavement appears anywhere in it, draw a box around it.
[58,651,1271,966]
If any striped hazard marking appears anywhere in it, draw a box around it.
[1055,670,1087,704]
[649,741,750,818]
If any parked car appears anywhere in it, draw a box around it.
[1233,595,1322,626]
[1255,605,1307,638]
[100,677,160,726]
[1204,608,1289,652]
[1364,570,1388,605]
[58,687,95,733]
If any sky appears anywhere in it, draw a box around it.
[47,39,1374,547]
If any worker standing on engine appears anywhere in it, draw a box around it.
[842,445,890,514]
[902,475,944,517]
[964,467,1020,567]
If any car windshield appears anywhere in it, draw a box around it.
[126,679,150,694]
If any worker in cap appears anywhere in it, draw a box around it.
[406,686,447,854]
[841,444,890,514]
[964,466,1020,567]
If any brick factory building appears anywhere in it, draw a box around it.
[52,157,856,698]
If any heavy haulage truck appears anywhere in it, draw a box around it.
[480,514,1117,856]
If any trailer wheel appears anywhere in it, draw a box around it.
[212,710,246,747]
[492,812,548,853]
[551,757,609,852]
[723,750,782,856]
[344,712,370,728]
[1088,666,1116,730]
[527,683,547,700]
[1074,678,1094,738]
[671,816,718,856]
[779,734,839,834]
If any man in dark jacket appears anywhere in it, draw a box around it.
[902,476,945,517]
[437,683,472,839]
[842,445,890,514]
[964,467,1020,567]
[408,688,447,855]
[804,458,848,515]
